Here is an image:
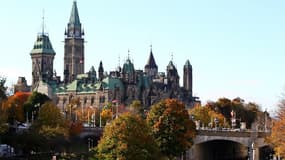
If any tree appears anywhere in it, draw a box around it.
[3,92,31,124]
[31,101,69,151]
[100,108,113,126]
[147,98,196,158]
[0,103,8,135]
[267,98,285,157]
[23,92,50,122]
[206,97,261,128]
[0,77,8,136]
[0,77,7,102]
[96,112,161,160]
[129,100,145,118]
[65,97,81,121]
[189,104,229,128]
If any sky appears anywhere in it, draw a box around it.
[0,0,285,113]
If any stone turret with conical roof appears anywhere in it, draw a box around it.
[183,59,192,95]
[166,60,180,88]
[64,0,85,83]
[122,53,136,84]
[88,66,97,82]
[98,61,104,81]
[144,47,158,79]
[31,22,56,88]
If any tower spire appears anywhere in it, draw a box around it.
[42,9,45,35]
[64,1,84,83]
[69,0,81,27]
[127,49,130,60]
[118,55,121,67]
[144,45,158,78]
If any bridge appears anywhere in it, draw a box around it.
[80,127,271,160]
[186,129,271,160]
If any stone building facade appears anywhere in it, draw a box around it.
[16,1,199,111]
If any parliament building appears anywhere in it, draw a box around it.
[15,1,199,111]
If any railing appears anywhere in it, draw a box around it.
[197,128,269,138]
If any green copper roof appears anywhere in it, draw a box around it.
[76,74,88,79]
[55,76,124,94]
[122,59,135,73]
[102,77,124,90]
[69,1,81,27]
[137,75,151,89]
[89,66,96,73]
[30,34,56,55]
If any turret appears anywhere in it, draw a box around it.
[144,46,158,79]
[183,60,192,96]
[166,60,179,88]
[30,17,56,89]
[88,66,97,82]
[122,57,135,84]
[98,61,104,81]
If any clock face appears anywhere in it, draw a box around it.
[69,30,73,36]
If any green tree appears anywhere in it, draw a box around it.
[147,99,196,159]
[31,101,69,151]
[0,77,8,137]
[0,77,7,102]
[23,92,51,121]
[129,100,145,118]
[96,112,161,160]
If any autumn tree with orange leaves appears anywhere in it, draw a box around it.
[3,92,31,124]
[147,98,196,159]
[267,98,285,157]
[189,104,229,128]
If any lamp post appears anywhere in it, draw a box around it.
[93,106,96,127]
[99,95,105,128]
[252,142,256,160]
[88,138,91,151]
[214,117,219,130]
[88,137,93,151]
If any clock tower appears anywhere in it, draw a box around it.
[64,0,85,83]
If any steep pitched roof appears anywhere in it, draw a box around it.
[184,60,192,68]
[122,59,135,74]
[30,34,56,55]
[69,1,81,27]
[167,61,177,71]
[145,49,158,69]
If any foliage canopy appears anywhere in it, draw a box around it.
[96,112,161,160]
[147,98,196,158]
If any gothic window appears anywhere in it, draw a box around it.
[84,97,87,105]
[91,97,94,105]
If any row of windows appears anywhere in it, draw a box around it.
[58,95,106,106]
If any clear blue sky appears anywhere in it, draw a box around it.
[1,0,285,112]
